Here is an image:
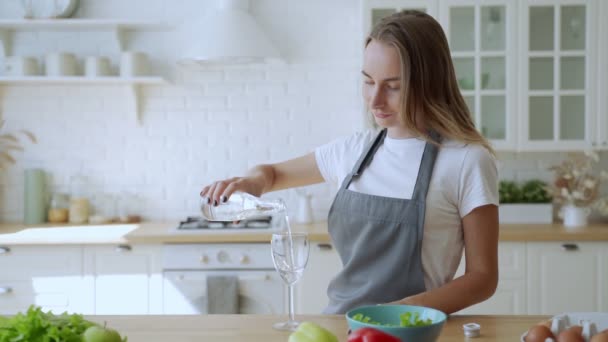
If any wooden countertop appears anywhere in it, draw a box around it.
[84,314,546,342]
[1,221,608,245]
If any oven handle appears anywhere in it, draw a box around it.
[168,273,274,282]
[237,274,272,281]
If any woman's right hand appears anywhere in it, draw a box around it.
[199,176,266,206]
[200,153,323,206]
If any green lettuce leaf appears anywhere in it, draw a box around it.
[0,306,97,342]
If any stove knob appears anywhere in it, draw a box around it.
[217,251,229,263]
[239,255,250,265]
[199,255,209,264]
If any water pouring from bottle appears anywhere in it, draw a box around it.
[200,191,308,330]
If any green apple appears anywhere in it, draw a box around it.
[288,322,338,342]
[82,324,123,342]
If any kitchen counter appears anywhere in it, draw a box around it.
[84,314,546,342]
[1,221,608,245]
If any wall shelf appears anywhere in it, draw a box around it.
[0,76,164,84]
[0,19,171,55]
[0,19,172,126]
[0,19,169,31]
[0,76,167,125]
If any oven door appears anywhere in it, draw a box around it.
[162,270,284,314]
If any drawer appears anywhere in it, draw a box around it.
[0,245,82,281]
[0,280,68,315]
[0,277,93,315]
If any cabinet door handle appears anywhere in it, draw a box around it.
[0,287,12,294]
[317,243,333,250]
[561,243,579,251]
[115,244,132,253]
[0,246,10,255]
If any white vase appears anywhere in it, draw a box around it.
[561,205,591,229]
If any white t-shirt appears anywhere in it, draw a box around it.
[314,129,498,290]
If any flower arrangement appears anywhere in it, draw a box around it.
[549,151,608,214]
[0,119,36,170]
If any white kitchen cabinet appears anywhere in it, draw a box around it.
[526,241,607,314]
[0,245,92,315]
[362,0,516,149]
[83,244,163,315]
[362,0,608,151]
[296,242,342,314]
[440,0,518,150]
[518,0,599,151]
[597,0,608,149]
[454,242,527,315]
[362,0,439,40]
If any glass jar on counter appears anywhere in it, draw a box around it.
[89,193,117,224]
[48,193,69,223]
[69,175,89,224]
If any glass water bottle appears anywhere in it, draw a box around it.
[201,192,286,221]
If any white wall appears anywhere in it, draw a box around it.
[0,0,365,222]
[0,0,606,223]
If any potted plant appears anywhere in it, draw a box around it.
[499,179,553,224]
[0,120,36,170]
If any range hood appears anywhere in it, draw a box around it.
[179,0,282,65]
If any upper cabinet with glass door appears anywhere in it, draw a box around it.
[439,0,517,150]
[519,0,597,151]
[362,1,439,40]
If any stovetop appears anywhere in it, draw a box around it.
[175,216,274,230]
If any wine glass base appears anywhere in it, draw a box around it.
[273,320,300,331]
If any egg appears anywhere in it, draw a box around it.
[525,324,555,342]
[557,326,584,342]
[590,330,608,342]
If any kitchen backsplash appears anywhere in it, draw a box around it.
[0,0,607,223]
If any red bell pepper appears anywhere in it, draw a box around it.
[348,327,401,342]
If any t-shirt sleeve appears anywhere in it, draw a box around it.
[314,131,373,185]
[314,136,347,184]
[457,145,499,218]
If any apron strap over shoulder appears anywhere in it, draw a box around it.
[411,130,441,201]
[340,129,387,191]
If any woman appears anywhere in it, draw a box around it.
[200,10,499,315]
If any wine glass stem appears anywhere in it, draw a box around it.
[288,284,295,323]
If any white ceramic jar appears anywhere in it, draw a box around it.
[45,52,78,76]
[120,51,149,77]
[84,56,112,77]
[2,56,39,76]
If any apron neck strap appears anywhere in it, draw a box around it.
[411,130,441,201]
[340,129,441,196]
[340,129,387,191]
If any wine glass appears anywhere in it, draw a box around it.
[270,232,309,331]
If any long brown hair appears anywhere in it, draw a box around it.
[366,10,494,155]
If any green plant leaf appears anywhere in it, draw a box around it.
[520,179,552,203]
[0,306,104,342]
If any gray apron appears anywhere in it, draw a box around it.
[324,128,440,314]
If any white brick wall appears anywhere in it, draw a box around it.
[0,0,363,222]
[0,1,606,223]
